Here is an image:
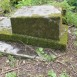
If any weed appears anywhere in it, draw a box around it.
[16,0,53,7]
[65,11,77,27]
[7,55,16,67]
[36,48,56,61]
[48,70,69,77]
[5,72,17,77]
[0,0,11,13]
[51,0,75,11]
[48,70,56,77]
[60,71,69,77]
[16,0,32,7]
[50,0,77,27]
[67,0,77,6]
[10,0,20,6]
[31,0,52,5]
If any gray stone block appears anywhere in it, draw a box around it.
[11,5,62,40]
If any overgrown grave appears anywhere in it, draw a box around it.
[0,5,68,60]
[10,5,68,50]
[0,5,68,50]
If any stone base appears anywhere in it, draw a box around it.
[0,25,68,50]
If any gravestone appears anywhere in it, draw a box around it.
[0,5,67,50]
[11,5,62,40]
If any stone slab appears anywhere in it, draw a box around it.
[0,41,19,54]
[0,41,36,59]
[11,5,62,40]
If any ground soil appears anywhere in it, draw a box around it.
[0,27,77,77]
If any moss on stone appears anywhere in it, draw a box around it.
[0,25,68,50]
[59,25,68,45]
[48,13,61,18]
[11,17,61,40]
[0,29,12,35]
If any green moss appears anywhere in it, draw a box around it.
[48,13,61,18]
[0,29,12,35]
[0,25,68,50]
[59,25,68,45]
[11,17,61,40]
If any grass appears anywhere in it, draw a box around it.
[7,55,16,67]
[5,72,17,77]
[36,47,56,61]
[48,70,69,77]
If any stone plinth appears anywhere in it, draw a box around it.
[11,5,62,40]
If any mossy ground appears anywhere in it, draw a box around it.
[0,25,68,50]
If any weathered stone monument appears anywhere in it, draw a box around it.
[0,5,68,50]
[11,5,62,40]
